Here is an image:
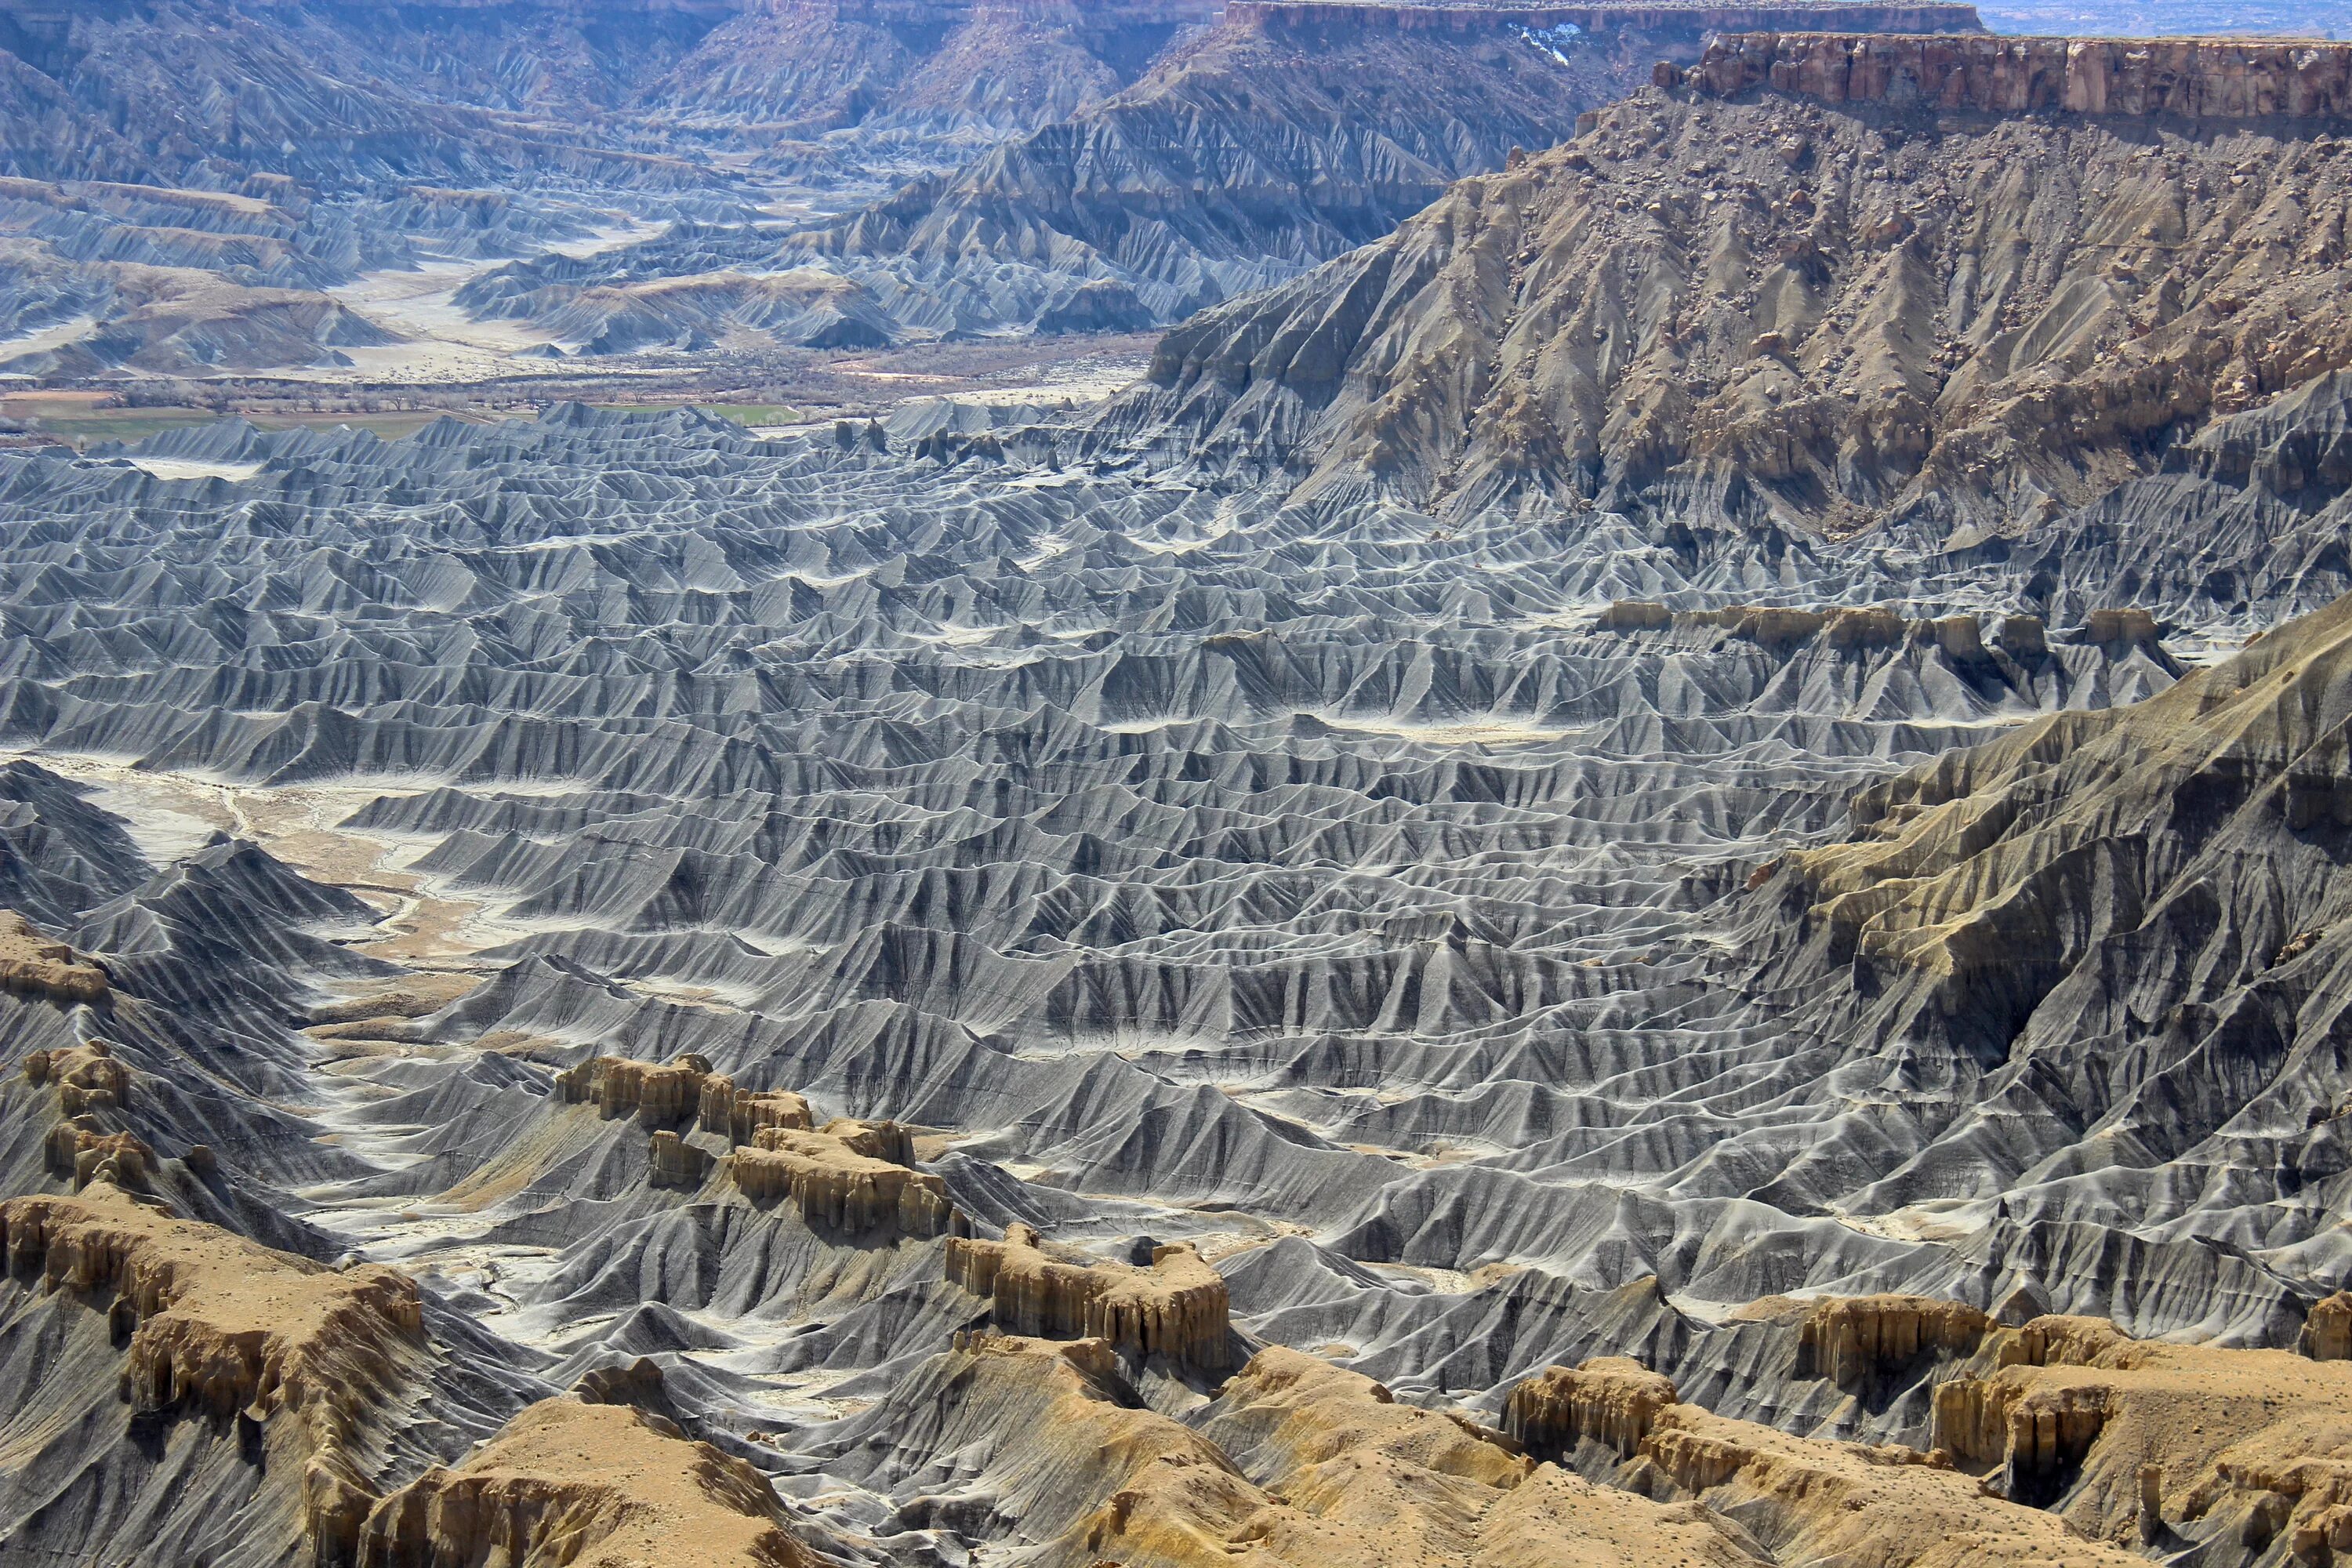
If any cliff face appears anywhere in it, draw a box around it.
[1795,1295,1992,1390]
[1490,1328,2352,1568]
[557,1052,712,1127]
[945,1221,1230,1370]
[0,909,105,1004]
[1090,66,2352,538]
[1921,1312,2352,1543]
[1679,31,2352,119]
[1502,1357,1679,1458]
[699,1073,814,1144]
[0,1185,434,1564]
[731,1118,964,1237]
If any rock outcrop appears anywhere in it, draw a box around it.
[1926,1312,2352,1551]
[2304,1293,2352,1362]
[1633,1400,2146,1567]
[0,1185,430,1563]
[699,1074,814,1144]
[1503,1357,1679,1458]
[1795,1295,1991,1389]
[43,1123,153,1189]
[355,1396,814,1568]
[945,1221,1229,1370]
[820,1332,1771,1568]
[24,1038,130,1113]
[0,909,106,1004]
[557,1052,713,1128]
[562,1054,834,1155]
[1677,32,2352,119]
[731,1119,964,1238]
[648,1128,716,1189]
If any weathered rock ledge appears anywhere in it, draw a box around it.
[24,1037,131,1115]
[0,909,107,1004]
[0,1185,428,1562]
[1928,1312,2352,1542]
[1504,1356,1679,1457]
[557,1051,710,1127]
[946,1221,1230,1371]
[1671,31,2352,118]
[1796,1294,1993,1389]
[699,1073,813,1144]
[731,1119,964,1239]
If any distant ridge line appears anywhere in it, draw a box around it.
[1225,2,1985,34]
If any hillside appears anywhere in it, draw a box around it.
[1091,31,2352,550]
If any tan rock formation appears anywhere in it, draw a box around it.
[557,1052,712,1128]
[698,1073,813,1143]
[1926,1312,2352,1548]
[918,1331,1272,1565]
[1792,593,2352,1028]
[2084,606,2161,648]
[1796,1294,1992,1388]
[2303,1292,2352,1362]
[1634,1401,2144,1567]
[1596,598,1674,631]
[1679,32,2352,120]
[0,909,107,1004]
[44,1122,153,1189]
[648,1129,714,1189]
[916,1327,2162,1568]
[731,1119,964,1238]
[354,1396,813,1568]
[804,1116,917,1164]
[945,1221,1229,1370]
[23,1038,129,1113]
[574,1356,670,1410]
[1504,1357,1679,1457]
[0,1185,428,1563]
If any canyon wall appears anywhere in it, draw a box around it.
[1674,31,2352,118]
